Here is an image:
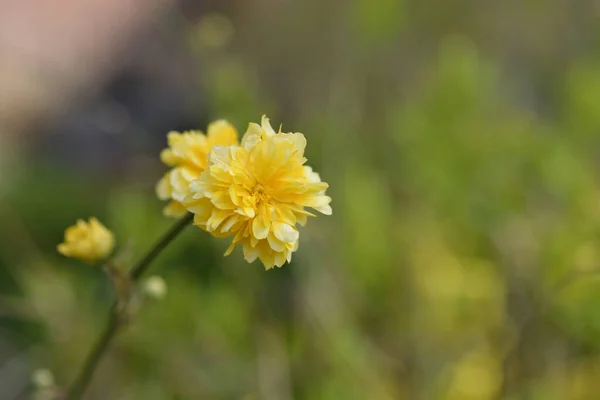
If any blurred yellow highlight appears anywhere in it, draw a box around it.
[444,347,502,400]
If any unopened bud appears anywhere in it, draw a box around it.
[32,369,55,389]
[143,275,167,299]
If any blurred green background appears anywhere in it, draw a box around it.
[1,0,600,399]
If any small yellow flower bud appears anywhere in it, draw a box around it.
[143,275,167,299]
[32,368,55,389]
[57,217,115,263]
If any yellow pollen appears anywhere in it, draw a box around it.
[251,184,269,205]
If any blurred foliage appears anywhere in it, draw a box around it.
[1,0,600,399]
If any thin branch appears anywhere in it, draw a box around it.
[130,213,194,280]
[65,213,194,400]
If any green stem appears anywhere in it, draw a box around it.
[65,213,194,400]
[130,213,194,280]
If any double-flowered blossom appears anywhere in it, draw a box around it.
[156,121,238,217]
[183,116,332,269]
[57,218,115,263]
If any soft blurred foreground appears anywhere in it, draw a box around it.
[1,1,600,399]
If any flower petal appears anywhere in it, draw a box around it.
[155,174,172,200]
[224,242,236,256]
[267,233,286,252]
[163,201,188,217]
[209,145,232,167]
[241,123,263,150]
[207,120,238,146]
[252,213,270,239]
[272,222,299,243]
[261,115,277,137]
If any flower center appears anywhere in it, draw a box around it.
[250,184,269,206]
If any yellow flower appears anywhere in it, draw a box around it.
[184,115,332,269]
[156,120,238,217]
[57,218,115,263]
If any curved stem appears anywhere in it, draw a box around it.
[65,213,194,400]
[129,213,194,280]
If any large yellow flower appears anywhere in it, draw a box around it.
[156,120,238,217]
[57,217,115,263]
[184,115,332,269]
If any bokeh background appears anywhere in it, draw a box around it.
[1,0,600,399]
